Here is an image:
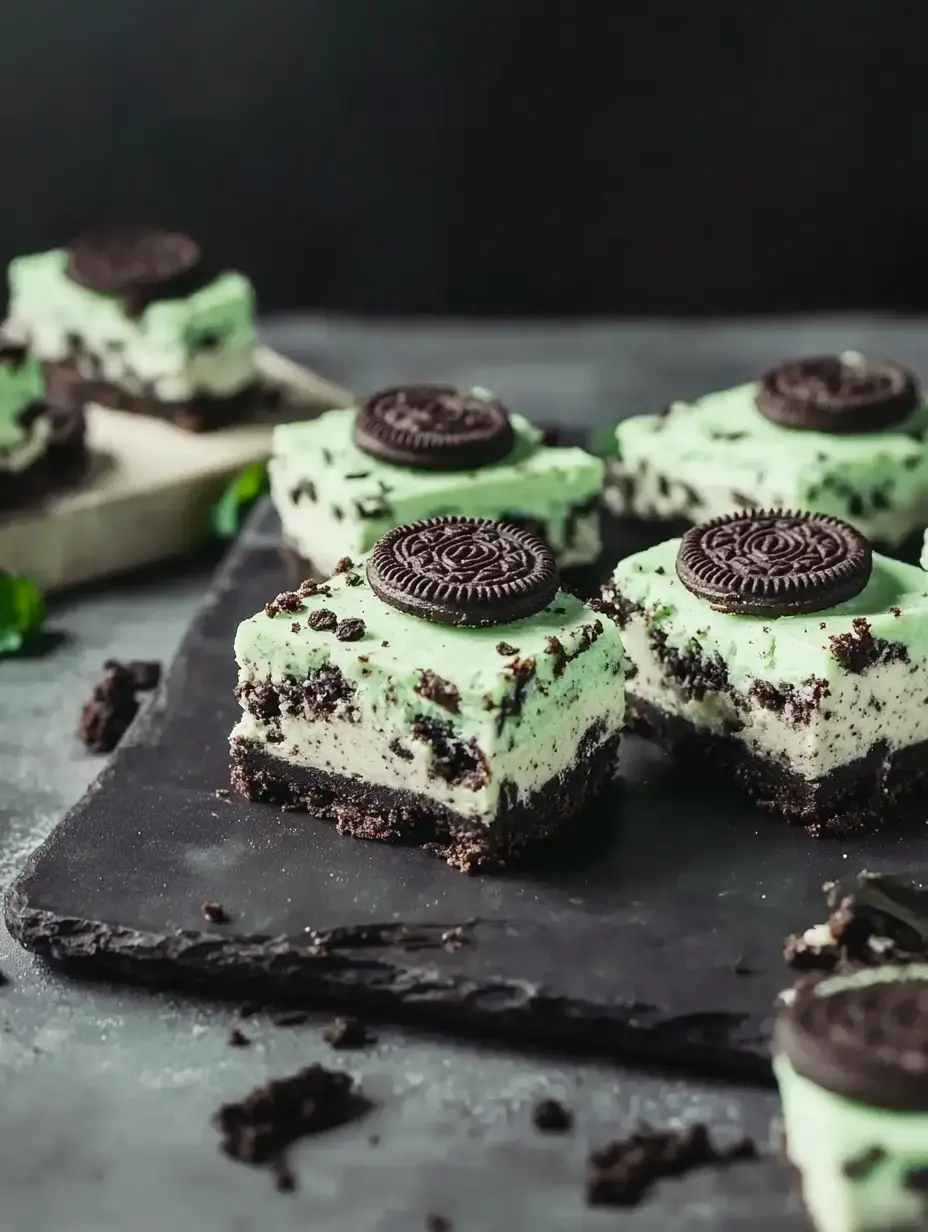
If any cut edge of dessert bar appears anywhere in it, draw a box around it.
[229,515,626,872]
[0,339,86,511]
[596,508,928,833]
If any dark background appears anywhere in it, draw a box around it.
[6,1,928,316]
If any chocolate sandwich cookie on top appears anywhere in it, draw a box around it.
[602,352,928,562]
[598,508,928,830]
[7,228,260,431]
[229,515,626,871]
[774,964,928,1232]
[268,382,605,588]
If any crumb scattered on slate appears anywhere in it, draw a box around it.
[368,1134,380,1147]
[783,869,928,974]
[322,1016,374,1050]
[532,1098,573,1132]
[426,1216,452,1232]
[77,658,162,754]
[733,957,757,976]
[214,787,230,799]
[585,1124,757,1208]
[271,1010,310,1027]
[202,901,230,924]
[228,1028,251,1048]
[213,1064,367,1192]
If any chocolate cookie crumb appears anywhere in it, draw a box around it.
[829,616,908,674]
[271,1010,310,1027]
[426,1216,452,1232]
[228,1028,251,1048]
[274,591,304,614]
[307,609,338,632]
[77,658,163,754]
[496,641,519,656]
[415,670,461,714]
[368,1133,381,1147]
[784,870,928,973]
[213,1064,364,1191]
[290,621,301,633]
[545,635,569,676]
[586,1124,756,1207]
[203,901,230,924]
[298,579,331,598]
[336,618,365,642]
[532,1098,573,1132]
[333,556,354,574]
[322,1016,373,1050]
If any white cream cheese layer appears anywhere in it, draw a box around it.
[231,668,621,821]
[8,248,258,402]
[621,611,928,780]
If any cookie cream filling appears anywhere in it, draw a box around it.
[605,361,928,548]
[269,403,604,577]
[8,247,257,402]
[231,559,625,825]
[609,538,928,780]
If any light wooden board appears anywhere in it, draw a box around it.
[0,347,352,593]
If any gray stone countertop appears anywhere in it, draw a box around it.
[6,313,922,1231]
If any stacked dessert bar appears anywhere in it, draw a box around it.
[7,228,260,432]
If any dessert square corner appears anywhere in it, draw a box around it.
[268,405,605,580]
[599,537,928,830]
[228,555,626,870]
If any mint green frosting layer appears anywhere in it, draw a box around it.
[8,248,257,401]
[607,357,928,547]
[269,398,604,570]
[233,554,625,818]
[775,965,928,1232]
[0,350,44,452]
[611,539,928,694]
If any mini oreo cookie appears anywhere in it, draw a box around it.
[755,354,919,433]
[66,228,208,317]
[775,966,928,1110]
[366,515,559,627]
[353,384,515,471]
[675,509,872,617]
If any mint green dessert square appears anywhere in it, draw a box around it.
[269,396,604,578]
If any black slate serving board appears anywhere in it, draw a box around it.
[8,499,928,1085]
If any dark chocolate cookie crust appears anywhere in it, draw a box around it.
[629,696,928,833]
[230,723,620,873]
[43,359,267,434]
[0,404,87,512]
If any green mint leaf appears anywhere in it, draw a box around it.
[0,571,45,657]
[211,462,269,538]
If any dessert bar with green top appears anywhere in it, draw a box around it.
[0,340,85,510]
[774,963,928,1232]
[597,508,928,830]
[7,229,260,431]
[603,353,928,561]
[230,515,625,871]
[270,383,605,584]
